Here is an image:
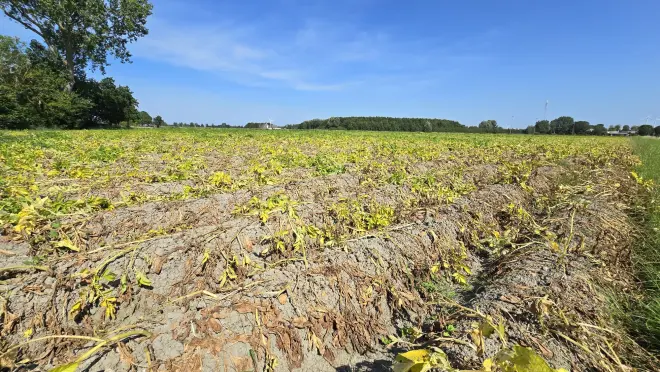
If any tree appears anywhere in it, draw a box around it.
[76,77,138,127]
[138,111,152,125]
[1,0,153,91]
[0,35,92,129]
[614,125,621,131]
[478,120,498,133]
[153,115,164,128]
[534,120,550,134]
[655,126,660,137]
[622,125,630,131]
[638,125,654,136]
[574,121,590,135]
[550,116,574,134]
[593,124,607,135]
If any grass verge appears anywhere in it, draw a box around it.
[629,137,660,352]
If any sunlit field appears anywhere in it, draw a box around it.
[1,129,656,371]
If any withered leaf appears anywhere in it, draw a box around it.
[292,317,309,328]
[500,295,522,304]
[208,318,223,333]
[117,343,136,366]
[151,255,165,274]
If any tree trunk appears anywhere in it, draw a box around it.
[62,31,75,92]
[64,45,75,92]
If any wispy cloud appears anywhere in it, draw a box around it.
[131,8,498,92]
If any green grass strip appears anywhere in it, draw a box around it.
[630,137,660,351]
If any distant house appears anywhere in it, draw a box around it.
[257,122,281,130]
[607,130,637,136]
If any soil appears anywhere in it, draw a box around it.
[0,144,654,371]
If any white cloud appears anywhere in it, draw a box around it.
[130,10,498,92]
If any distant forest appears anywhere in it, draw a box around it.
[289,117,469,132]
[285,116,660,136]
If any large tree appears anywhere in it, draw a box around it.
[655,126,660,137]
[638,124,654,136]
[534,120,550,134]
[77,77,138,127]
[153,115,164,128]
[593,124,607,135]
[0,35,92,129]
[138,110,152,125]
[550,116,575,134]
[478,120,498,133]
[574,121,590,135]
[1,0,153,91]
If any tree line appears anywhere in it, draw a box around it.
[288,117,466,132]
[286,116,660,136]
[525,117,660,136]
[288,117,521,133]
[0,0,153,129]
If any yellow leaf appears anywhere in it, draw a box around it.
[393,348,451,372]
[483,358,493,372]
[495,345,567,372]
[49,362,79,372]
[69,300,82,316]
[55,238,80,252]
[396,349,429,363]
[393,349,429,372]
[23,328,33,338]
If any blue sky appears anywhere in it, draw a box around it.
[2,0,660,127]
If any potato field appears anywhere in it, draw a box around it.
[0,129,656,371]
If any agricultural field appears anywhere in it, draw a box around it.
[0,129,657,371]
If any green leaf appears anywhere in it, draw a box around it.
[120,273,128,294]
[480,321,496,338]
[135,271,152,287]
[101,269,116,282]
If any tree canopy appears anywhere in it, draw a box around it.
[534,120,550,134]
[638,125,654,136]
[293,117,466,132]
[138,111,152,125]
[478,120,499,133]
[550,116,575,134]
[0,35,139,129]
[1,0,153,90]
[574,121,590,134]
[593,124,607,136]
[153,115,164,128]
